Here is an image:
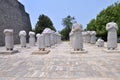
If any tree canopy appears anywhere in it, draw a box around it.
[35,14,56,34]
[86,2,120,41]
[60,15,76,40]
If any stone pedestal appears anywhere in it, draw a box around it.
[103,49,120,53]
[32,50,50,54]
[0,49,18,55]
[71,49,87,54]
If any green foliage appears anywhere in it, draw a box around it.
[60,15,76,40]
[35,14,56,34]
[86,2,120,41]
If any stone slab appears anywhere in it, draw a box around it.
[71,49,88,54]
[0,50,19,55]
[32,50,50,54]
[103,49,120,53]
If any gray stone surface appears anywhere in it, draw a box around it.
[0,42,120,80]
[0,0,32,46]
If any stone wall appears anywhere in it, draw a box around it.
[0,0,32,46]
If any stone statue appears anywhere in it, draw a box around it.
[90,31,96,44]
[19,30,27,47]
[69,31,74,47]
[55,32,61,44]
[36,33,40,44]
[42,28,51,47]
[3,29,14,50]
[50,30,55,46]
[82,31,88,43]
[29,31,35,46]
[86,31,91,43]
[38,34,45,51]
[72,23,83,51]
[106,22,118,50]
[54,32,57,44]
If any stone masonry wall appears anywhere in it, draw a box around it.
[0,0,32,46]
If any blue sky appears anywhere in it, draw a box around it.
[18,0,119,31]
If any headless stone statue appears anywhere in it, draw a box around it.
[19,30,27,48]
[3,29,14,50]
[86,31,91,43]
[29,31,35,46]
[55,32,61,44]
[82,31,88,43]
[36,33,40,45]
[72,23,83,51]
[106,22,118,50]
[69,31,74,47]
[43,28,52,47]
[50,30,55,46]
[90,31,96,44]
[38,34,45,51]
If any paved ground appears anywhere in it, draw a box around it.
[0,42,120,80]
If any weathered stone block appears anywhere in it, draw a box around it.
[32,50,50,54]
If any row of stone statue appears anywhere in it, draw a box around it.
[69,22,118,51]
[3,28,61,51]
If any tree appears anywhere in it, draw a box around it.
[60,15,76,40]
[86,2,120,41]
[35,14,56,34]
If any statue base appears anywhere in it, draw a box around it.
[71,49,88,54]
[103,49,120,53]
[32,50,50,54]
[0,49,19,55]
